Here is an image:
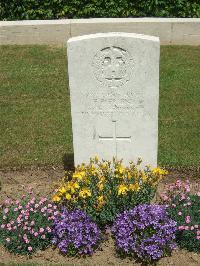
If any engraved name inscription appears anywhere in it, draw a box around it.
[81,90,144,116]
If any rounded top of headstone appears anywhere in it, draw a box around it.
[67,32,160,44]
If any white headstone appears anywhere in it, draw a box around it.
[67,32,160,166]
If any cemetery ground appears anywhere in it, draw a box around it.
[0,45,200,265]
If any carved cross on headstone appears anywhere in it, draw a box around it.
[98,120,131,157]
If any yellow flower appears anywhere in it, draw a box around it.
[79,188,92,199]
[116,165,125,175]
[97,195,104,203]
[90,165,97,175]
[97,181,104,191]
[73,171,85,180]
[127,172,131,180]
[58,186,66,194]
[118,184,129,195]
[129,183,140,191]
[152,167,168,176]
[52,194,61,202]
[65,193,72,200]
[94,155,99,163]
[141,173,147,182]
[73,182,80,189]
[98,176,105,182]
[101,163,108,170]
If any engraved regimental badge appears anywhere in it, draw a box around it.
[92,46,134,88]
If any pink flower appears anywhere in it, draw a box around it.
[176,180,182,188]
[196,236,200,240]
[185,216,191,224]
[7,223,11,228]
[197,192,200,196]
[18,205,22,210]
[25,239,30,244]
[194,225,198,229]
[190,226,194,230]
[48,204,52,208]
[1,224,5,229]
[34,232,38,237]
[178,212,182,216]
[46,226,51,233]
[30,199,35,204]
[39,228,44,233]
[41,234,46,239]
[13,226,17,230]
[28,246,32,251]
[184,226,189,230]
[14,208,18,212]
[180,194,186,200]
[4,208,9,214]
[30,221,35,226]
[178,226,184,230]
[4,199,12,205]
[15,200,20,205]
[197,230,200,235]
[34,204,39,208]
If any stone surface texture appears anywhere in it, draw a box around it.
[0,18,200,45]
[67,32,160,166]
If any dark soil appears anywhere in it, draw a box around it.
[0,167,199,265]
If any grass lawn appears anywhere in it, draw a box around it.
[0,45,199,169]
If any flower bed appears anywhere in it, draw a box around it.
[52,157,167,226]
[0,157,199,264]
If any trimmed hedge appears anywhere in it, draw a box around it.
[0,0,199,20]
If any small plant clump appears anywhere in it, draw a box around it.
[52,157,168,226]
[112,204,177,263]
[0,189,58,255]
[52,208,101,256]
[161,179,200,252]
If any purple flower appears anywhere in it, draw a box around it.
[112,204,177,263]
[52,208,101,256]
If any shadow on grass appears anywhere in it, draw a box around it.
[62,153,75,171]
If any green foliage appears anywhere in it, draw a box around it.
[0,195,57,255]
[0,0,199,20]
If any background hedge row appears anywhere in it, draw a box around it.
[0,0,199,20]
